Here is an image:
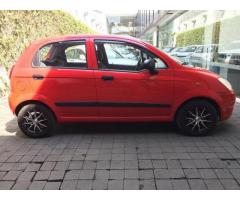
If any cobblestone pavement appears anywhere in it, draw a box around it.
[0,97,240,190]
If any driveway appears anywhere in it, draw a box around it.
[0,97,240,190]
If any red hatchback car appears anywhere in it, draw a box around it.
[9,35,235,138]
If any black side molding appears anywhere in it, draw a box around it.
[55,102,171,108]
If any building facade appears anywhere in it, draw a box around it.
[135,10,240,94]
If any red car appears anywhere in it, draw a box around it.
[8,35,236,138]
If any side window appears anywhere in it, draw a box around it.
[65,44,86,63]
[33,41,87,68]
[95,41,167,71]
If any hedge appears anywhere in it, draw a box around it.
[0,10,95,70]
[176,22,220,47]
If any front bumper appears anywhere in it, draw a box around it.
[220,91,236,121]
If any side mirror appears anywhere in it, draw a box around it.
[142,58,158,74]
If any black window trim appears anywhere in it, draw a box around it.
[94,39,168,73]
[32,39,89,70]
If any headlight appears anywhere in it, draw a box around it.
[218,77,233,91]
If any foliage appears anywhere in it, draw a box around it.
[176,22,221,47]
[0,10,95,70]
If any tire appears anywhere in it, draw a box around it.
[17,104,56,138]
[176,100,218,136]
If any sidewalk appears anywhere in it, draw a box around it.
[0,99,239,190]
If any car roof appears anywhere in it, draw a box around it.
[32,34,146,47]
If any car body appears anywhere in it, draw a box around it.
[217,49,240,66]
[9,35,236,137]
[189,44,219,67]
[175,45,200,63]
[168,47,184,56]
[162,47,175,53]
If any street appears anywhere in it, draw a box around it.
[0,97,240,189]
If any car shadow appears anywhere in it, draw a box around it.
[4,116,237,138]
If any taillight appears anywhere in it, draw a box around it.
[8,65,15,79]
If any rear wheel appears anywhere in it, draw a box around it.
[176,100,218,136]
[17,104,56,138]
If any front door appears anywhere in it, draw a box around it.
[93,40,174,120]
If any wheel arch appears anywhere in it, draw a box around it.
[15,100,58,122]
[174,97,221,121]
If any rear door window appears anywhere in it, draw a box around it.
[33,41,87,68]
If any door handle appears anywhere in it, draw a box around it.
[101,76,114,81]
[32,74,44,80]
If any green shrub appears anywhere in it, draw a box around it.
[176,22,221,47]
[0,10,95,70]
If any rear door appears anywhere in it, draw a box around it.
[31,39,97,121]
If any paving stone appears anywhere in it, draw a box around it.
[83,161,97,169]
[54,162,70,171]
[96,161,110,170]
[199,169,217,179]
[20,155,35,162]
[208,159,227,168]
[25,163,41,172]
[124,179,139,190]
[125,160,138,169]
[49,171,65,181]
[34,171,51,181]
[0,172,7,180]
[204,179,224,190]
[188,179,207,190]
[166,160,181,169]
[12,181,31,190]
[184,169,201,179]
[152,160,167,169]
[0,163,15,171]
[110,170,124,180]
[77,180,92,190]
[18,171,35,181]
[79,170,95,179]
[108,180,123,190]
[139,169,154,179]
[6,155,23,162]
[154,169,170,179]
[68,161,83,170]
[139,160,152,169]
[95,170,109,179]
[169,169,185,179]
[60,180,78,190]
[172,179,190,190]
[0,181,15,190]
[44,182,61,190]
[156,180,172,190]
[220,179,240,189]
[180,160,195,169]
[125,154,138,160]
[214,169,233,179]
[3,171,21,181]
[64,170,81,180]
[194,160,211,168]
[92,180,108,190]
[40,162,56,171]
[139,179,156,190]
[111,160,124,169]
[124,169,139,179]
[29,181,46,190]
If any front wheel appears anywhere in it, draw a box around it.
[176,100,218,136]
[17,104,56,138]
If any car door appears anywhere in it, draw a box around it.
[92,39,174,120]
[31,39,97,121]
